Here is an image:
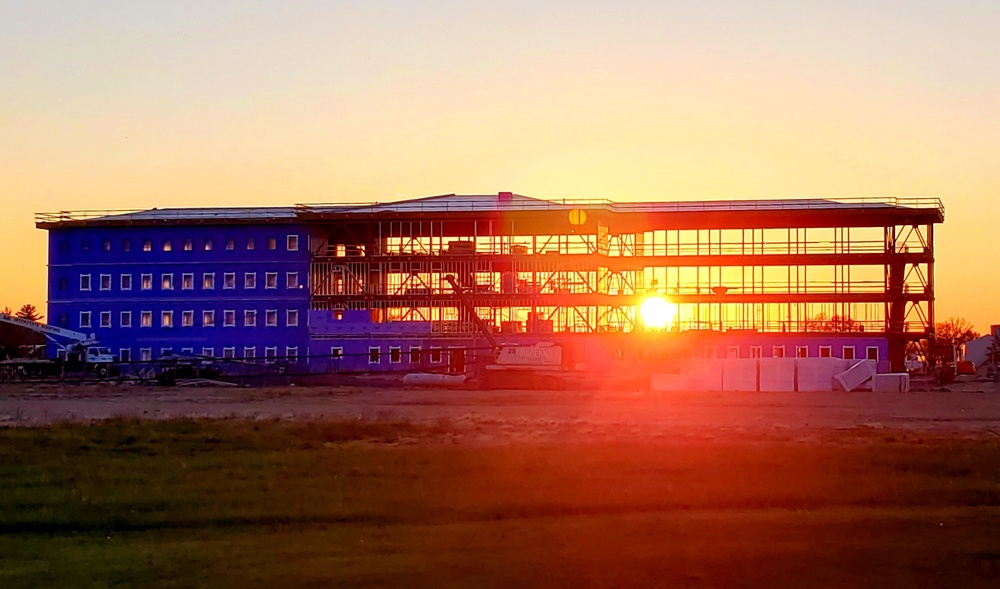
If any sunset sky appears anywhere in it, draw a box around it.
[2,1,998,330]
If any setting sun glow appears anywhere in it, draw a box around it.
[639,296,675,330]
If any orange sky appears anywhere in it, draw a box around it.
[2,2,998,330]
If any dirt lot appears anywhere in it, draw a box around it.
[2,382,999,440]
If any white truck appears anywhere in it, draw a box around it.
[0,313,118,380]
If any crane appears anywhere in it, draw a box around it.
[0,312,95,348]
[0,313,117,380]
[442,275,567,389]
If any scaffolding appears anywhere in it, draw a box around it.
[300,195,944,371]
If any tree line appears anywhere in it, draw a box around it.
[1,304,44,322]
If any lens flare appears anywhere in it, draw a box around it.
[639,296,674,330]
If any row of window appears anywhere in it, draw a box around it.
[76,308,300,329]
[703,345,879,360]
[117,345,452,363]
[121,346,300,362]
[62,235,300,254]
[73,271,300,292]
[331,346,450,364]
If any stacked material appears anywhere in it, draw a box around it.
[758,358,796,392]
[834,360,877,392]
[871,372,910,393]
[722,358,759,391]
[796,358,845,392]
[687,358,724,390]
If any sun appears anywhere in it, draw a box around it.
[639,296,675,330]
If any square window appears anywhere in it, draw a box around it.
[140,348,152,361]
[224,310,236,327]
[369,346,380,364]
[286,272,299,289]
[100,274,111,291]
[819,345,832,358]
[331,347,343,360]
[143,239,152,252]
[243,347,256,359]
[750,346,762,358]
[247,237,255,250]
[141,311,152,327]
[59,313,68,327]
[203,273,215,289]
[265,309,277,327]
[102,239,111,252]
[121,274,132,290]
[409,347,421,363]
[224,273,236,289]
[704,346,716,359]
[100,311,111,328]
[59,277,68,291]
[80,274,92,291]
[264,346,277,360]
[119,349,131,362]
[244,310,257,327]
[286,309,299,327]
[122,239,131,252]
[430,348,442,363]
[389,346,401,363]
[223,347,235,359]
[797,346,809,358]
[867,346,879,361]
[181,347,193,355]
[204,238,214,251]
[727,345,740,359]
[181,310,194,327]
[772,346,785,358]
[226,238,235,251]
[141,274,152,290]
[202,347,215,357]
[120,311,132,328]
[161,310,173,328]
[163,239,172,252]
[287,235,299,251]
[183,238,193,251]
[286,346,298,361]
[265,272,277,289]
[80,311,92,328]
[843,346,856,360]
[267,237,276,250]
[203,310,215,327]
[161,274,173,290]
[181,273,194,290]
[160,348,173,358]
[244,273,256,289]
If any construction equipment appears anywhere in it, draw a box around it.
[0,313,118,380]
[443,275,570,389]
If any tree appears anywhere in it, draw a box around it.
[805,312,862,332]
[1,306,10,315]
[15,304,43,322]
[935,317,979,347]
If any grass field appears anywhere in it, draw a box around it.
[1,418,999,587]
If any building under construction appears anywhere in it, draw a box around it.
[37,193,944,375]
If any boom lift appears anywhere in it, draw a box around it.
[443,275,568,389]
[0,313,118,380]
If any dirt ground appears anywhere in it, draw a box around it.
[2,382,999,441]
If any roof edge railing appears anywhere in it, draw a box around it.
[38,196,944,224]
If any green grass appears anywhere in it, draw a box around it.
[1,419,999,587]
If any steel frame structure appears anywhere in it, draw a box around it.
[300,195,944,372]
